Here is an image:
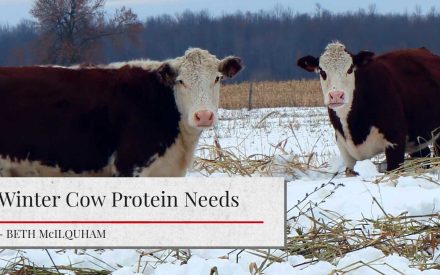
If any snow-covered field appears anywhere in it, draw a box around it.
[198,107,337,165]
[1,107,439,275]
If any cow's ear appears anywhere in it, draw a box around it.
[297,55,319,72]
[157,63,177,86]
[353,51,375,67]
[219,56,243,78]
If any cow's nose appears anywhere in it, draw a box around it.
[194,110,214,127]
[329,91,345,103]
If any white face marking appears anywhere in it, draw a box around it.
[318,42,355,110]
[173,48,224,130]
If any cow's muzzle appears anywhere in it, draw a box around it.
[194,110,215,128]
[328,91,345,109]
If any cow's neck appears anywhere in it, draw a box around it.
[332,100,354,139]
[334,101,352,127]
[177,120,202,170]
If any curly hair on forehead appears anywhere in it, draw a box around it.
[322,42,350,60]
[320,41,353,71]
[182,48,217,64]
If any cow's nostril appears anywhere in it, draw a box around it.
[330,94,334,99]
[194,111,215,126]
[340,94,344,99]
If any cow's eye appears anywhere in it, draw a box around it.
[177,79,184,85]
[319,70,327,80]
[347,64,354,74]
[215,76,222,83]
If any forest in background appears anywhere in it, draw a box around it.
[1,4,440,82]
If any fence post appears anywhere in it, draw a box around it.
[248,82,253,110]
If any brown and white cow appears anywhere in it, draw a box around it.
[297,42,440,172]
[0,48,242,176]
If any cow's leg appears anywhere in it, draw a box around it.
[113,155,140,177]
[410,146,431,158]
[0,167,11,177]
[336,134,357,174]
[113,145,140,177]
[385,142,405,171]
[111,165,121,177]
[410,146,431,169]
[434,138,440,157]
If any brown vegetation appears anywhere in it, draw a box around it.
[220,79,323,109]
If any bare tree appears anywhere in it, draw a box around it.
[30,0,141,65]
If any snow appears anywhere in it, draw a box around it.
[354,159,379,180]
[287,175,440,222]
[0,107,439,275]
[154,256,250,275]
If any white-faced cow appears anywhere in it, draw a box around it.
[297,42,440,172]
[0,48,242,176]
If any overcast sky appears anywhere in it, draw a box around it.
[1,0,439,25]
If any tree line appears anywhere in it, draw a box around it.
[1,3,440,81]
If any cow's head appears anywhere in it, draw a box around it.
[297,42,374,110]
[172,48,243,129]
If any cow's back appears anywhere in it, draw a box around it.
[364,49,440,141]
[0,66,179,175]
[374,48,440,101]
[0,67,122,174]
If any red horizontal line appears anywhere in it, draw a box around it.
[0,220,264,224]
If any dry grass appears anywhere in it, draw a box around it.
[287,212,440,272]
[0,253,111,274]
[374,157,440,184]
[193,110,332,179]
[220,80,322,109]
[193,145,319,178]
